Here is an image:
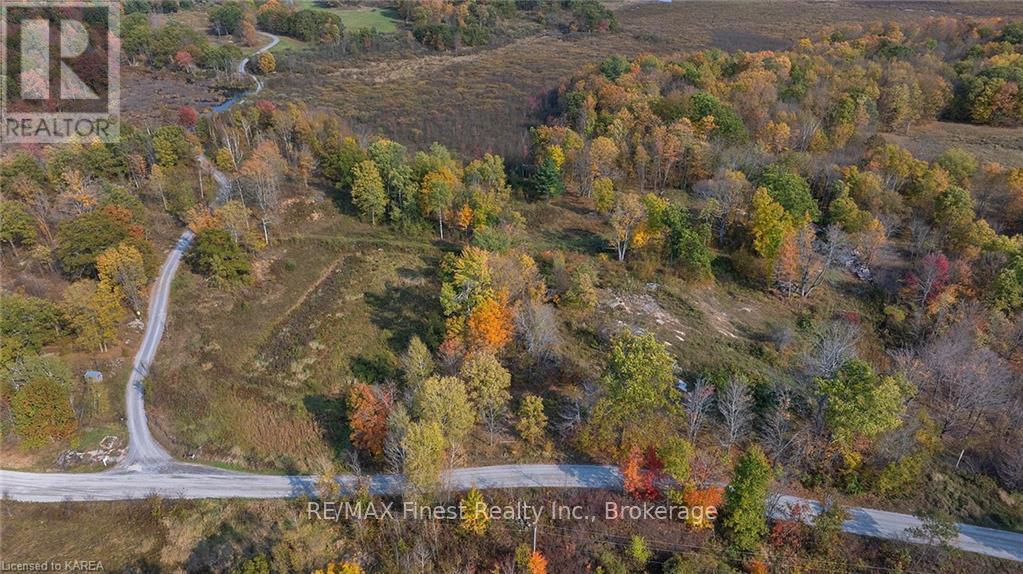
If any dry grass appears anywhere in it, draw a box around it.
[264,1,1023,162]
[882,121,1023,166]
[148,192,445,471]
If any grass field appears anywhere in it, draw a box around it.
[149,188,446,472]
[883,121,1023,166]
[270,34,309,53]
[293,1,401,33]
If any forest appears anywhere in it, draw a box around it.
[1,2,1022,573]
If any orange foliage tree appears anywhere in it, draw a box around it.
[527,551,548,574]
[466,292,513,353]
[682,486,724,530]
[347,383,392,457]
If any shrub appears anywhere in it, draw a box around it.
[187,228,252,285]
[11,376,78,447]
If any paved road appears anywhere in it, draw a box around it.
[3,29,1023,566]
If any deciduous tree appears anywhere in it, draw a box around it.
[0,200,37,256]
[11,375,77,447]
[347,383,392,458]
[401,420,445,492]
[400,336,434,395]
[62,279,122,352]
[465,293,513,353]
[608,192,646,261]
[96,243,148,316]
[683,377,714,442]
[816,359,910,446]
[749,187,791,260]
[718,375,753,448]
[621,446,662,500]
[257,51,276,74]
[584,332,679,458]
[240,140,286,245]
[413,376,475,445]
[659,436,694,503]
[420,167,459,239]
[459,351,511,434]
[350,159,388,224]
[187,228,252,285]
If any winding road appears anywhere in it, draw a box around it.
[2,32,1022,565]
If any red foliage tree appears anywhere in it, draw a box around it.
[173,50,193,70]
[905,251,950,306]
[347,383,392,457]
[178,106,199,128]
[620,446,663,500]
[255,99,277,127]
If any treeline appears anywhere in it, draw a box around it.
[209,1,343,49]
[122,12,242,71]
[949,22,1023,126]
[122,0,193,15]
[255,0,343,43]
[396,0,513,50]
[395,0,617,51]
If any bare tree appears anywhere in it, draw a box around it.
[916,318,1013,438]
[997,432,1023,491]
[778,224,849,298]
[515,300,562,365]
[907,218,937,260]
[683,377,714,442]
[383,404,410,474]
[761,387,797,465]
[240,139,286,245]
[559,379,598,437]
[718,375,753,448]
[804,320,861,380]
[693,169,753,244]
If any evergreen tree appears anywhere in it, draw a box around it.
[719,445,772,552]
[534,155,564,200]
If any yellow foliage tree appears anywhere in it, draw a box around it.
[459,487,490,536]
[750,187,791,260]
[313,562,364,574]
[96,243,147,316]
[257,51,276,74]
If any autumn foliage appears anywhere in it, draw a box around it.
[620,446,663,501]
[347,383,391,457]
[683,486,724,530]
[178,106,198,128]
[527,551,548,574]
[466,292,513,353]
